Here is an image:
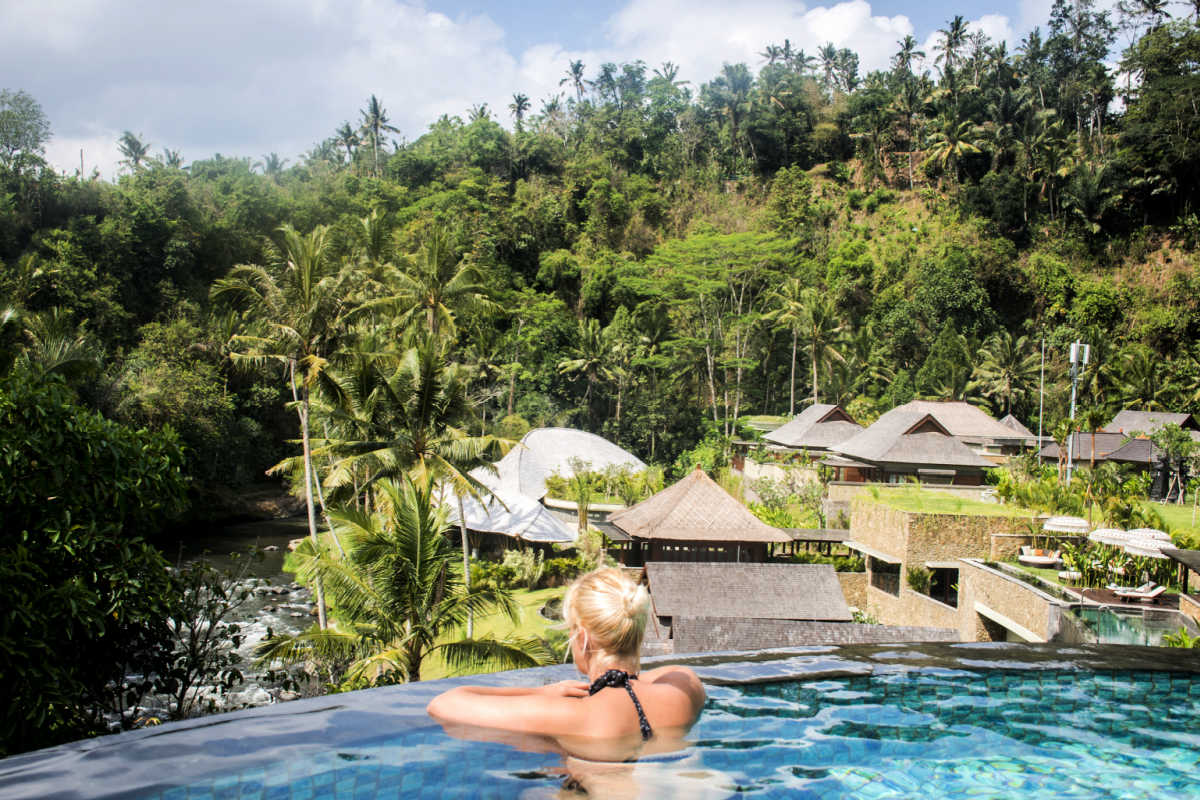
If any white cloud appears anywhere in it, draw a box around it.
[609,0,914,80]
[2,0,1026,177]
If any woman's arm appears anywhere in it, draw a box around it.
[426,681,591,736]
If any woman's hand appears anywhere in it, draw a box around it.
[539,680,589,698]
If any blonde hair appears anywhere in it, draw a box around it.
[563,567,650,667]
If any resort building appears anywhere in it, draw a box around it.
[828,408,996,485]
[881,400,1040,461]
[607,465,791,565]
[1103,409,1200,442]
[640,561,956,654]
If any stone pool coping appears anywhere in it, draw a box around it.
[2,642,1198,799]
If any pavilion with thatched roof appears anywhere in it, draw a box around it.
[606,465,790,565]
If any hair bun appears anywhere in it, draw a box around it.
[624,582,650,619]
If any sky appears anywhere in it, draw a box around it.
[1,0,1088,178]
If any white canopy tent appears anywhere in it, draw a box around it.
[444,485,577,544]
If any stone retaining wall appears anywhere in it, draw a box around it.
[1180,593,1200,627]
[837,571,867,609]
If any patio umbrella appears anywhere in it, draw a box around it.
[1127,527,1172,542]
[1043,516,1090,534]
[1088,528,1128,546]
[1124,542,1169,559]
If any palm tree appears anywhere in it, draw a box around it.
[893,35,925,77]
[560,60,587,102]
[12,307,102,381]
[467,103,491,122]
[558,317,611,420]
[259,152,288,180]
[972,331,1040,415]
[789,49,818,76]
[117,131,151,171]
[759,44,784,65]
[799,287,845,406]
[1079,406,1109,471]
[935,15,969,74]
[509,93,531,130]
[211,224,361,629]
[335,122,359,166]
[317,340,508,636]
[161,149,185,169]
[359,95,400,177]
[765,278,806,416]
[924,116,983,185]
[255,475,548,684]
[377,226,494,340]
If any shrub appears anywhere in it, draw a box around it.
[906,566,932,593]
[0,371,187,755]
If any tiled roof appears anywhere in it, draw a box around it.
[834,410,995,469]
[1105,437,1160,465]
[1038,431,1128,462]
[644,561,852,621]
[1104,410,1199,435]
[607,467,791,542]
[891,400,1037,443]
[764,404,861,449]
[999,414,1036,438]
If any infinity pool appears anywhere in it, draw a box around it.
[3,644,1198,799]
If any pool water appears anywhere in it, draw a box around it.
[1069,606,1189,646]
[143,667,1200,800]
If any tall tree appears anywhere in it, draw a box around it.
[799,287,845,405]
[359,95,400,177]
[0,89,51,171]
[509,93,531,130]
[972,330,1040,415]
[117,130,151,171]
[211,224,361,629]
[560,60,587,102]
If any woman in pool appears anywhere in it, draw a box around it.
[427,567,705,759]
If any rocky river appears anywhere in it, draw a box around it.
[164,516,316,714]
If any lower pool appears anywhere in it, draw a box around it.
[3,644,1198,799]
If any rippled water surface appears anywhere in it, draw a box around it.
[143,667,1200,800]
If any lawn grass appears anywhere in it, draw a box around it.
[870,486,1036,518]
[420,586,566,681]
[1139,501,1200,546]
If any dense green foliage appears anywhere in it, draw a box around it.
[0,371,186,754]
[5,6,1200,499]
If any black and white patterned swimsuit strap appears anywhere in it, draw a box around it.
[588,669,652,740]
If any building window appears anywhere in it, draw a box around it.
[869,557,900,596]
[928,568,959,608]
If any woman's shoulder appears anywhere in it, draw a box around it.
[641,663,702,688]
[639,664,706,712]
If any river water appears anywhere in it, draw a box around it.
[166,516,315,711]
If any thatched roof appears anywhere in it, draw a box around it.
[999,413,1036,438]
[473,427,646,500]
[607,466,790,542]
[645,562,852,621]
[763,404,862,450]
[1104,410,1200,436]
[834,411,994,470]
[891,400,1037,444]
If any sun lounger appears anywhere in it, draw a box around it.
[1112,584,1166,603]
[1018,546,1061,568]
